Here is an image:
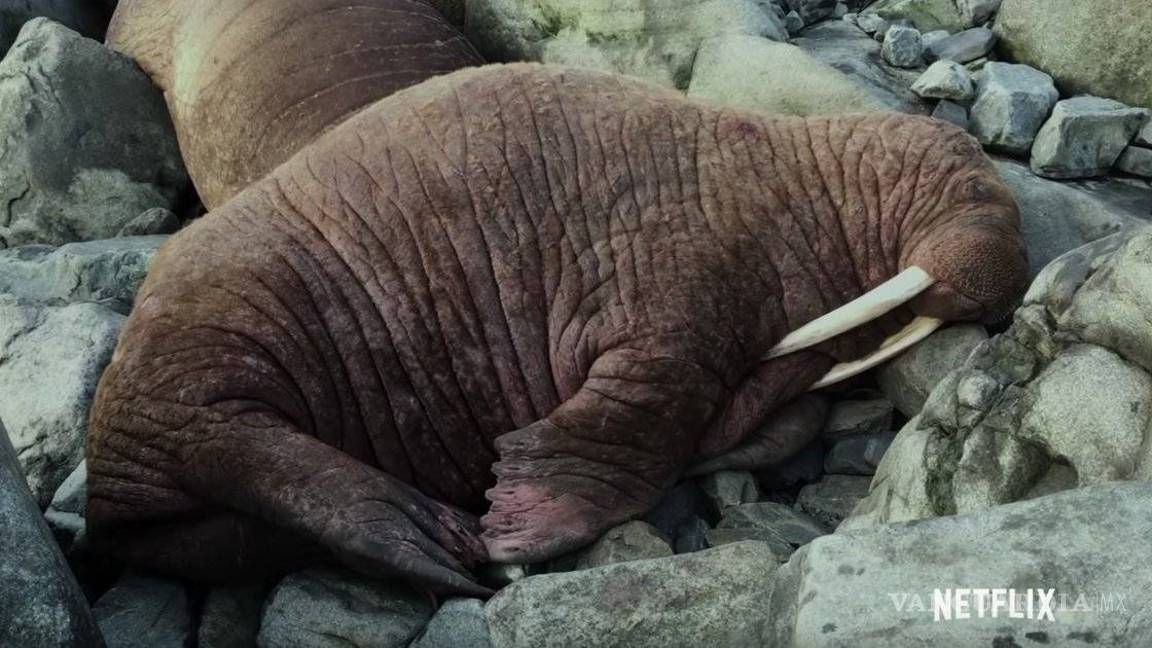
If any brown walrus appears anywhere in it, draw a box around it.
[89,3,1028,598]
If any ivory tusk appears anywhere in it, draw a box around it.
[763,266,936,360]
[806,315,944,391]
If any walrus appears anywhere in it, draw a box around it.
[86,58,1028,595]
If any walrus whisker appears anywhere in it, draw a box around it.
[806,315,945,390]
[762,266,936,360]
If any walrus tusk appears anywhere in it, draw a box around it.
[807,315,944,390]
[762,266,936,360]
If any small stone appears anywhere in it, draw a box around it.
[969,62,1059,156]
[881,25,922,67]
[920,29,949,49]
[199,585,265,648]
[911,59,973,100]
[877,324,988,417]
[697,470,760,512]
[932,99,969,129]
[411,598,492,648]
[784,10,805,34]
[258,568,433,648]
[924,26,995,63]
[1116,146,1152,178]
[823,399,894,441]
[117,208,182,237]
[854,13,888,34]
[573,521,673,569]
[93,572,194,648]
[795,474,873,528]
[716,501,829,558]
[824,431,897,475]
[1030,96,1150,179]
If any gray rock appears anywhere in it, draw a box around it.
[877,324,987,417]
[465,0,787,90]
[786,0,838,24]
[1030,97,1150,179]
[833,2,848,18]
[717,501,829,559]
[199,585,265,648]
[956,0,1001,25]
[258,568,433,648]
[862,0,967,32]
[0,19,188,248]
[1117,146,1152,178]
[93,572,193,648]
[672,516,711,554]
[911,59,972,100]
[923,26,995,63]
[824,430,896,475]
[931,99,969,128]
[783,9,804,34]
[992,156,1152,276]
[758,442,825,492]
[703,527,790,559]
[688,35,889,116]
[777,483,1152,646]
[0,421,102,648]
[0,0,111,55]
[853,12,888,34]
[573,521,673,569]
[822,398,894,441]
[1134,119,1152,147]
[43,459,87,549]
[969,62,1059,155]
[411,598,492,648]
[116,208,182,237]
[698,470,760,511]
[486,542,778,648]
[918,28,948,49]
[880,24,921,67]
[795,474,872,528]
[0,236,164,314]
[0,297,124,505]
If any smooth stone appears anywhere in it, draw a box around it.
[411,598,492,648]
[794,474,872,528]
[698,470,760,512]
[1030,96,1150,179]
[573,521,673,569]
[824,430,897,475]
[919,28,948,49]
[1117,146,1152,178]
[969,62,1059,155]
[854,12,887,34]
[923,26,995,63]
[931,99,969,128]
[911,59,972,101]
[877,324,988,417]
[93,572,193,648]
[199,585,265,648]
[880,24,922,68]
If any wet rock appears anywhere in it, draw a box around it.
[822,398,894,441]
[486,541,777,648]
[824,430,896,475]
[716,501,829,559]
[199,584,265,648]
[772,483,1152,646]
[1030,97,1150,179]
[258,568,433,648]
[911,60,973,101]
[116,208,182,237]
[877,324,988,418]
[573,521,673,569]
[795,474,872,528]
[93,572,193,648]
[923,26,995,63]
[0,19,188,248]
[698,470,760,512]
[0,236,164,314]
[1117,146,1152,178]
[0,297,124,505]
[880,24,921,68]
[0,423,102,648]
[688,34,888,116]
[465,0,787,89]
[931,99,969,128]
[969,62,1059,155]
[411,598,492,648]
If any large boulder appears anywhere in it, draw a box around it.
[0,420,102,648]
[464,0,787,90]
[0,297,124,505]
[771,482,1152,645]
[486,541,777,648]
[0,0,112,55]
[843,228,1152,529]
[994,0,1152,110]
[0,18,188,248]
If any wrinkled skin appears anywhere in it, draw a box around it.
[86,64,1027,596]
[106,0,482,209]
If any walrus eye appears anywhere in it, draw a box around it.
[806,315,944,390]
[763,266,937,360]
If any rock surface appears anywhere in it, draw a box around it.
[698,470,761,512]
[995,0,1152,110]
[1029,97,1149,179]
[969,62,1059,155]
[412,598,492,648]
[862,0,966,32]
[93,572,193,648]
[824,431,896,475]
[573,521,673,569]
[258,568,433,648]
[0,422,102,648]
[465,0,786,89]
[880,25,921,68]
[199,585,265,648]
[772,482,1152,646]
[688,35,888,116]
[923,26,995,63]
[486,542,777,648]
[0,0,112,54]
[794,474,871,528]
[930,99,968,128]
[910,60,972,100]
[0,297,124,505]
[0,19,188,248]
[1117,146,1152,178]
[876,324,987,417]
[716,502,829,559]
